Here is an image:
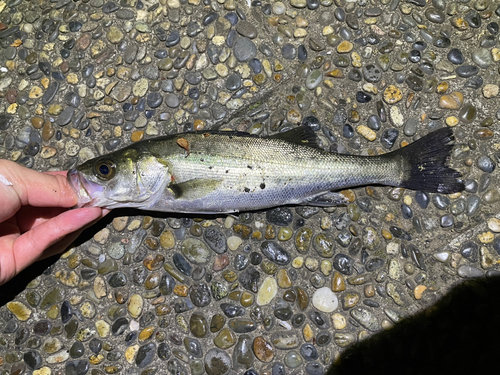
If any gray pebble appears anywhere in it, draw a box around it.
[455,65,479,78]
[281,43,297,60]
[440,215,454,228]
[466,195,481,216]
[165,93,179,108]
[403,118,418,136]
[233,37,257,62]
[458,265,483,278]
[236,20,257,39]
[146,92,163,108]
[56,107,75,126]
[472,48,493,68]
[41,81,60,105]
[225,73,241,91]
[305,69,322,90]
[477,155,496,173]
[363,64,382,83]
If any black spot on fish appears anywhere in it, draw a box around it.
[209,166,213,170]
[260,183,266,189]
[200,158,204,162]
[244,187,250,193]
[225,170,229,173]
[247,165,253,169]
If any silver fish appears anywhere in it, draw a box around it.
[67,127,463,214]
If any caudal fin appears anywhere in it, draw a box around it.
[389,128,464,194]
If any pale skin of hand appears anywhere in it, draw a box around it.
[0,160,109,286]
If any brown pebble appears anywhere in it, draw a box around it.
[332,271,346,292]
[342,291,360,309]
[76,33,91,50]
[233,224,252,239]
[42,121,55,141]
[193,119,205,131]
[60,61,69,74]
[115,290,128,304]
[190,224,202,236]
[436,81,449,94]
[155,304,170,316]
[31,117,44,129]
[144,238,158,250]
[173,285,188,297]
[131,130,144,142]
[364,284,375,297]
[265,225,275,239]
[6,89,17,104]
[438,91,463,109]
[213,254,229,271]
[283,289,297,302]
[474,128,493,139]
[143,254,165,271]
[326,69,344,78]
[277,269,292,289]
[253,336,275,363]
[296,287,309,310]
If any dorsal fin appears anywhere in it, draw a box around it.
[267,126,320,149]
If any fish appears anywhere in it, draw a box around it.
[67,126,464,214]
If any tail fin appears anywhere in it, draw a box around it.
[389,128,464,194]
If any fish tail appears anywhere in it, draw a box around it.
[389,128,464,194]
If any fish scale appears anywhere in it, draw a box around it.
[156,133,398,210]
[68,127,463,213]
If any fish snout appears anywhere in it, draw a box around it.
[67,168,94,207]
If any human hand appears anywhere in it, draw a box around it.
[0,160,109,286]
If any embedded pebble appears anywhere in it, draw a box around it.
[1,2,498,374]
[312,287,338,312]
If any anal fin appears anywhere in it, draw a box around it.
[300,191,349,207]
[170,178,222,200]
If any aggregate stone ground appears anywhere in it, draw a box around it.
[1,1,500,375]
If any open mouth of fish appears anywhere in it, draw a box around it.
[67,169,103,207]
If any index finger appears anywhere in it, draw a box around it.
[0,160,77,209]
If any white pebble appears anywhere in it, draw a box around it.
[224,216,235,229]
[227,236,242,251]
[386,242,400,255]
[434,251,450,262]
[256,277,278,306]
[487,218,500,233]
[312,287,338,313]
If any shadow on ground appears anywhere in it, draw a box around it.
[328,276,500,375]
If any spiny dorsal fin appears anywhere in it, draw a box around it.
[267,126,320,149]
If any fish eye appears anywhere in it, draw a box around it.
[94,159,116,180]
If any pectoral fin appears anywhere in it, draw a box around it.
[300,191,349,207]
[169,178,222,200]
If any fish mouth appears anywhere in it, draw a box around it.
[67,169,101,207]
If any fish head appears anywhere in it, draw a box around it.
[67,148,170,209]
